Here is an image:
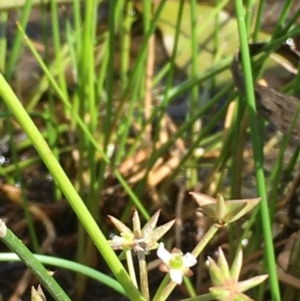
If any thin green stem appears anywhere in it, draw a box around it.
[155,280,176,301]
[192,224,219,258]
[0,0,78,10]
[234,1,281,300]
[0,11,7,72]
[50,0,68,97]
[5,0,33,79]
[7,121,39,251]
[113,0,168,126]
[137,250,150,300]
[126,250,138,288]
[183,277,197,297]
[120,0,133,91]
[127,58,232,159]
[153,274,170,301]
[271,0,294,39]
[153,276,176,301]
[252,0,266,42]
[181,293,217,301]
[0,252,126,295]
[187,0,200,188]
[0,221,71,301]
[0,74,145,301]
[16,23,149,219]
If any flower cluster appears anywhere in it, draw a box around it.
[108,209,175,253]
[208,248,268,300]
[108,191,266,299]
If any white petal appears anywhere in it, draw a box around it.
[112,235,125,245]
[157,242,172,263]
[182,252,197,268]
[170,269,183,284]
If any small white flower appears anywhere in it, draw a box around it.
[109,232,135,250]
[157,242,197,284]
[108,210,175,252]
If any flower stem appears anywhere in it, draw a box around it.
[152,274,170,301]
[137,249,150,300]
[0,220,71,301]
[126,250,138,288]
[192,224,219,257]
[155,280,177,301]
[180,292,216,301]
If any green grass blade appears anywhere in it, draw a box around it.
[234,1,281,300]
[0,252,126,295]
[0,73,145,301]
[0,222,71,301]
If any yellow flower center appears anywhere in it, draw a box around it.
[169,254,183,269]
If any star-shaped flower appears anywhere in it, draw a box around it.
[108,210,175,253]
[190,192,261,225]
[208,247,268,300]
[157,242,197,284]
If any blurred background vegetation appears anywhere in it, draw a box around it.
[0,0,300,300]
